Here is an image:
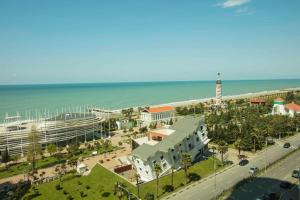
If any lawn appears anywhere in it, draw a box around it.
[0,145,120,179]
[23,157,224,200]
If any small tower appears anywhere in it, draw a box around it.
[216,72,222,106]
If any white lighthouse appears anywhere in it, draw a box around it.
[215,72,222,106]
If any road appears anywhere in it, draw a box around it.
[164,134,300,200]
[226,149,300,200]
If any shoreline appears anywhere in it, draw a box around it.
[111,87,300,113]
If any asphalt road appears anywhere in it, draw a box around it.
[164,134,300,200]
[226,149,300,200]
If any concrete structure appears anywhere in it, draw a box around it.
[272,98,300,117]
[131,116,209,182]
[140,106,175,126]
[215,72,222,106]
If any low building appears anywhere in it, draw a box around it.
[250,98,266,105]
[131,116,209,182]
[140,106,175,126]
[272,98,300,117]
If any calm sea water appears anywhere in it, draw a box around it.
[0,79,300,120]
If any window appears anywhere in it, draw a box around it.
[194,132,197,135]
[171,149,174,152]
[188,144,192,148]
[187,137,190,140]
[173,155,176,160]
[137,160,140,164]
[179,143,181,146]
[163,163,167,168]
[146,171,149,174]
[152,160,156,164]
[196,137,199,142]
[200,126,203,130]
[139,168,142,171]
[160,155,164,160]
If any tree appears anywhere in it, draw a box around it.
[1,146,10,169]
[251,129,259,152]
[180,153,192,184]
[241,133,252,151]
[134,173,141,199]
[285,91,295,103]
[27,125,42,172]
[67,142,79,157]
[217,141,228,164]
[171,165,175,188]
[47,143,57,156]
[234,138,242,157]
[153,163,162,199]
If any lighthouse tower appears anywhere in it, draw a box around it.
[215,72,222,106]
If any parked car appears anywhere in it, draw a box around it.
[292,170,299,178]
[279,181,292,189]
[239,159,249,166]
[249,166,259,174]
[283,142,290,148]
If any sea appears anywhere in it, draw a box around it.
[0,79,300,121]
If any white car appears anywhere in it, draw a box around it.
[249,166,259,174]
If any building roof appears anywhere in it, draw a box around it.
[132,116,203,161]
[147,106,175,113]
[274,98,284,102]
[285,102,300,112]
[46,113,96,121]
[250,99,266,104]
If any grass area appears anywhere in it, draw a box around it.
[23,165,136,200]
[0,156,66,179]
[0,145,120,180]
[23,157,224,200]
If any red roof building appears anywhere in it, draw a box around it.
[285,102,300,112]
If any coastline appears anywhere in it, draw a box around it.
[111,87,300,113]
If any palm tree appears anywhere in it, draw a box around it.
[234,138,242,157]
[153,163,162,199]
[171,165,175,188]
[217,141,228,165]
[134,173,141,199]
[251,129,259,152]
[180,153,192,184]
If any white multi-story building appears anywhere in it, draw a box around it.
[216,72,222,106]
[140,106,175,126]
[272,98,300,117]
[131,116,209,182]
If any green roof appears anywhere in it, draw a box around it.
[132,116,203,161]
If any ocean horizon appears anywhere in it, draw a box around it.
[0,79,300,120]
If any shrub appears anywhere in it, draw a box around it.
[86,185,91,190]
[55,184,62,190]
[162,184,174,193]
[144,192,155,200]
[188,172,201,182]
[63,190,68,195]
[66,194,73,200]
[101,192,111,197]
[77,181,82,185]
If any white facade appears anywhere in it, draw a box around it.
[140,106,175,126]
[131,117,209,182]
[216,72,222,106]
[271,98,300,117]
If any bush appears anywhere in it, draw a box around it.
[162,184,174,193]
[86,185,91,190]
[77,181,82,185]
[144,192,155,200]
[66,194,73,200]
[63,190,68,195]
[101,192,111,197]
[188,172,201,182]
[55,184,62,190]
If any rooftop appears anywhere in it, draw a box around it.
[285,102,300,111]
[145,106,175,113]
[132,116,203,161]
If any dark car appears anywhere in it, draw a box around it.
[268,193,279,200]
[283,142,290,148]
[279,181,292,189]
[239,159,249,166]
[292,170,299,178]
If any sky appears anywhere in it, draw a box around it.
[0,0,300,84]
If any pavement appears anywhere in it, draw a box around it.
[164,133,300,200]
[225,148,300,200]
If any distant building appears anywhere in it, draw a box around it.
[131,116,209,182]
[272,98,300,117]
[250,98,266,105]
[215,72,222,106]
[140,106,175,126]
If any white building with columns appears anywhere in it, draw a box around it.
[131,116,210,182]
[140,106,175,126]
